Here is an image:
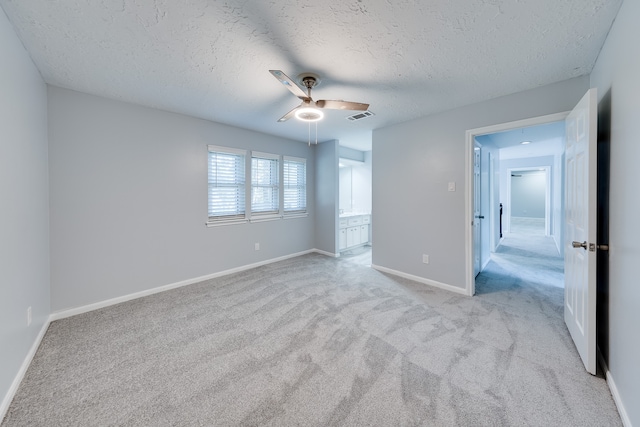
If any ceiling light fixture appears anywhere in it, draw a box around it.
[295,106,323,146]
[295,107,324,122]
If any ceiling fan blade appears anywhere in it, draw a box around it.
[277,105,300,122]
[269,70,308,100]
[316,99,369,111]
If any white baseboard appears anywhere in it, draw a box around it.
[51,249,316,321]
[313,248,339,258]
[597,347,631,427]
[552,235,561,255]
[371,264,468,296]
[1,318,50,422]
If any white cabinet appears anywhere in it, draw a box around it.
[339,228,347,250]
[348,216,363,227]
[339,214,371,251]
[360,225,369,244]
[346,226,359,247]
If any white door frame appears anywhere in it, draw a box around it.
[489,153,496,251]
[464,112,569,296]
[473,140,482,277]
[506,166,551,236]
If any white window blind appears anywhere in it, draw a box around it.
[251,152,279,215]
[207,146,246,223]
[283,156,307,215]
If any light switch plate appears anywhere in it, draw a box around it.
[448,182,456,192]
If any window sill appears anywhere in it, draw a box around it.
[283,212,308,219]
[206,218,248,227]
[249,214,282,223]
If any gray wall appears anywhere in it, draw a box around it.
[351,151,372,214]
[314,140,339,255]
[510,172,546,219]
[372,76,588,290]
[0,7,50,413]
[339,166,352,211]
[590,0,640,423]
[48,87,315,312]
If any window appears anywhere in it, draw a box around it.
[206,146,307,226]
[207,145,246,225]
[283,156,307,216]
[251,152,279,218]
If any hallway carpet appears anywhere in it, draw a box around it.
[2,238,620,426]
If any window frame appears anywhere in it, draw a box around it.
[206,146,309,226]
[250,151,281,222]
[283,156,308,218]
[206,145,248,227]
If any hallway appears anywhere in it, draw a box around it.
[476,233,564,298]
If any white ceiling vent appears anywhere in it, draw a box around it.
[346,111,375,121]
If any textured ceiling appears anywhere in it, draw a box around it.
[0,0,621,150]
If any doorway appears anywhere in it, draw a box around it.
[507,167,551,235]
[465,113,568,295]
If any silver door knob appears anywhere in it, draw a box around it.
[572,241,587,250]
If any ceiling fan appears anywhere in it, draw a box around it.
[269,70,369,122]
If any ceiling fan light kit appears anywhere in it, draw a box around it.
[269,69,370,123]
[295,107,324,122]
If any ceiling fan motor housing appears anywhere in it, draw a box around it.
[298,73,321,90]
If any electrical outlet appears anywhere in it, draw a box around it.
[255,243,260,251]
[27,306,32,326]
[422,254,429,264]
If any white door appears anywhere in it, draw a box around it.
[564,88,597,374]
[473,141,482,276]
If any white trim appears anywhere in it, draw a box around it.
[50,249,315,321]
[597,347,631,427]
[552,234,561,255]
[1,319,50,422]
[465,111,570,297]
[249,213,282,223]
[251,151,279,160]
[505,171,511,233]
[465,131,474,295]
[207,144,247,156]
[313,248,340,258]
[283,155,306,163]
[371,264,468,296]
[473,139,483,278]
[283,212,308,219]
[489,152,496,252]
[466,112,570,138]
[205,218,248,227]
